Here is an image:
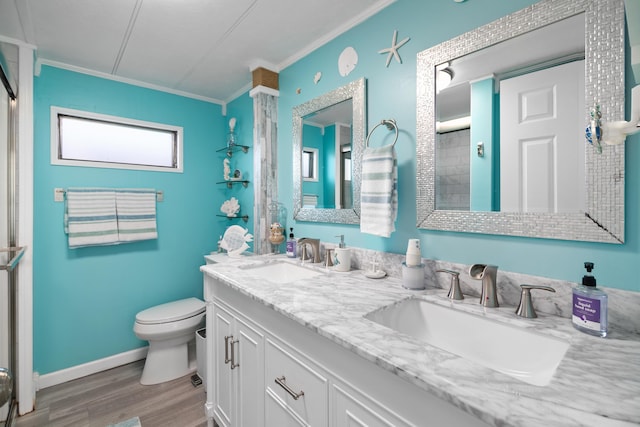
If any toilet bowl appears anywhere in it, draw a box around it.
[133,297,205,385]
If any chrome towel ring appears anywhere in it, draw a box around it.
[366,119,398,147]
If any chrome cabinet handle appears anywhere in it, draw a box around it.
[515,284,555,318]
[230,338,239,369]
[224,335,233,364]
[274,376,304,400]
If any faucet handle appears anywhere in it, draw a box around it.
[325,248,334,267]
[515,284,555,318]
[300,244,311,261]
[436,269,464,300]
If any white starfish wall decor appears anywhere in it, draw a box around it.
[378,30,410,67]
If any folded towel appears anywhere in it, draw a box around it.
[116,189,158,242]
[360,144,398,237]
[65,188,119,248]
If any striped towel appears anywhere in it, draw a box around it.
[360,144,398,237]
[116,189,158,242]
[65,188,119,248]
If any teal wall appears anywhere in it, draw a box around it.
[492,91,501,212]
[276,0,640,292]
[33,65,224,374]
[470,77,495,211]
[323,124,336,207]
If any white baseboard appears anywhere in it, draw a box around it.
[37,347,148,390]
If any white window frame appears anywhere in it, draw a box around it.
[302,147,319,182]
[51,106,183,173]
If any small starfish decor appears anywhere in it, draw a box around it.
[378,30,410,67]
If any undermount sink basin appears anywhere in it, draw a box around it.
[365,298,569,386]
[243,261,323,283]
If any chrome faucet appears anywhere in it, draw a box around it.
[469,264,499,307]
[297,238,321,263]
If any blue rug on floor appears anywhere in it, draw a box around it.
[107,416,141,427]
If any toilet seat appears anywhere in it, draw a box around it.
[135,297,205,325]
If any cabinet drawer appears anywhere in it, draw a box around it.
[332,383,411,427]
[265,338,328,426]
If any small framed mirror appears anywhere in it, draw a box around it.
[293,78,366,224]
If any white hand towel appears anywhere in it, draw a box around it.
[65,188,118,248]
[360,144,398,237]
[116,189,158,242]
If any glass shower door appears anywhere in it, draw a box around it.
[0,44,18,425]
[0,60,11,423]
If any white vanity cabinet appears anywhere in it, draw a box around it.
[204,272,488,427]
[208,299,265,427]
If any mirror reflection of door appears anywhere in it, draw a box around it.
[336,123,352,209]
[500,60,585,213]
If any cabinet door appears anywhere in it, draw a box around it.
[211,302,235,427]
[235,316,265,427]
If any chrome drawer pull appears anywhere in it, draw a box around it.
[224,335,233,364]
[275,376,304,400]
[230,338,239,369]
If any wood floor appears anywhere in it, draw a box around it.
[14,360,209,427]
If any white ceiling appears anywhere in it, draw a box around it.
[0,0,393,103]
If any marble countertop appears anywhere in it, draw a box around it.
[201,254,640,427]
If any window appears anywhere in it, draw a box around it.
[51,106,183,172]
[302,147,318,181]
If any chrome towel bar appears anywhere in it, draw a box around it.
[0,246,26,272]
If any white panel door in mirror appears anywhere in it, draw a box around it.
[500,60,585,213]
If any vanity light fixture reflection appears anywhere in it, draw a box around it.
[435,63,453,92]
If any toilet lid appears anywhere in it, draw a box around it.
[136,297,205,325]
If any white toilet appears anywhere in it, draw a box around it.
[133,297,205,385]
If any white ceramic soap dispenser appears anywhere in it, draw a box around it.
[333,235,351,272]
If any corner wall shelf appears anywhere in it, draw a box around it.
[217,145,250,157]
[217,214,249,223]
[217,180,249,189]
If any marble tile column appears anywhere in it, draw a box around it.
[250,86,279,254]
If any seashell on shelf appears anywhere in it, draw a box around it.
[220,197,240,217]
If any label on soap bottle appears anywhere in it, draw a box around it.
[286,240,296,258]
[572,294,601,331]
